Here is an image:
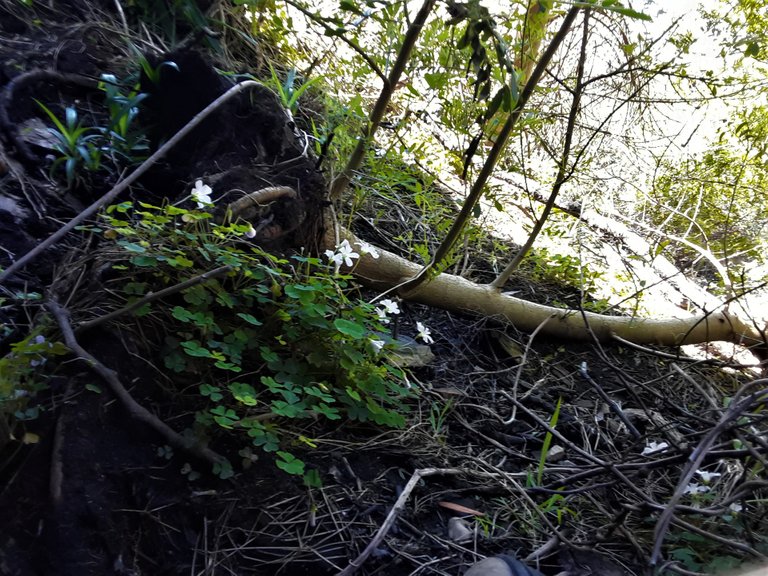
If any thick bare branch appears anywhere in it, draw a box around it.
[398,7,582,295]
[331,225,766,349]
[329,0,437,201]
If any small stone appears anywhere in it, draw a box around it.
[546,445,565,462]
[447,517,472,542]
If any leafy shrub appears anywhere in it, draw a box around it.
[0,331,68,449]
[101,199,414,480]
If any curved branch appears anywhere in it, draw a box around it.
[48,300,227,468]
[398,7,582,294]
[329,0,437,201]
[491,9,591,289]
[328,224,767,350]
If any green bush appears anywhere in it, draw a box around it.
[101,199,414,481]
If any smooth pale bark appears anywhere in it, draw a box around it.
[329,226,766,348]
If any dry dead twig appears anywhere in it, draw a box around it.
[335,467,463,576]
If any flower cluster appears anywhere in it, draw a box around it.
[375,298,400,324]
[325,239,359,267]
[324,239,381,268]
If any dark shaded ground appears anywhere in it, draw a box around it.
[1,2,766,576]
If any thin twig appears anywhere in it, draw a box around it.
[580,361,642,439]
[503,314,554,424]
[397,7,582,295]
[335,467,462,576]
[491,9,590,288]
[48,300,227,468]
[76,265,232,333]
[329,0,437,201]
[283,0,386,83]
[650,380,768,565]
[0,81,262,285]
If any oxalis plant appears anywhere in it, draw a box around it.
[100,196,414,483]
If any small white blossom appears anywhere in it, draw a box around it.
[728,502,743,514]
[33,335,45,345]
[370,339,386,353]
[375,299,400,325]
[325,239,359,267]
[244,225,257,239]
[379,299,400,315]
[336,240,359,266]
[356,240,380,259]
[191,179,213,208]
[696,470,722,483]
[416,321,434,344]
[641,441,669,456]
[684,483,710,495]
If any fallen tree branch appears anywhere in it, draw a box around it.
[48,300,227,469]
[336,467,463,576]
[332,224,767,349]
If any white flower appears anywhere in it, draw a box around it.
[356,240,380,259]
[641,441,669,456]
[336,240,359,266]
[684,483,710,495]
[374,298,400,324]
[728,502,743,514]
[191,179,213,208]
[244,225,257,239]
[370,339,385,353]
[416,321,434,344]
[33,335,45,345]
[696,470,722,483]
[325,239,359,267]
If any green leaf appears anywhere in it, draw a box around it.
[230,382,258,406]
[164,352,186,372]
[214,360,242,372]
[303,468,323,488]
[172,306,195,322]
[117,240,146,253]
[181,340,214,358]
[200,384,223,402]
[237,312,263,326]
[211,405,239,428]
[334,318,366,339]
[312,403,341,420]
[131,255,158,267]
[424,72,448,90]
[276,451,305,475]
[271,400,304,418]
[213,460,234,479]
[573,1,652,21]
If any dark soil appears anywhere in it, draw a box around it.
[1,3,766,576]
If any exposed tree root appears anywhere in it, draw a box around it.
[48,300,227,469]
